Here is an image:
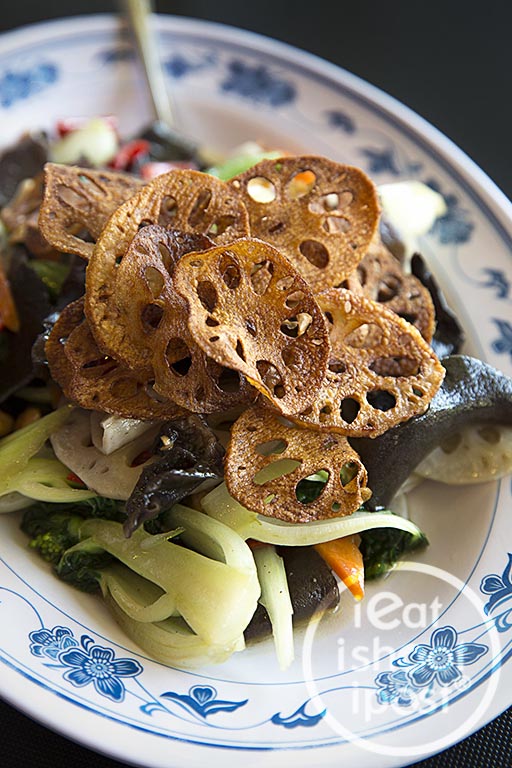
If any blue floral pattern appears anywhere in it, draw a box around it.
[426,179,474,244]
[375,626,488,708]
[481,268,510,299]
[271,701,326,728]
[325,109,355,134]
[58,635,143,703]
[161,684,248,718]
[375,669,420,707]
[481,552,512,632]
[221,60,296,106]
[29,626,78,660]
[165,52,216,79]
[360,147,401,175]
[0,63,58,108]
[406,627,487,688]
[491,319,512,360]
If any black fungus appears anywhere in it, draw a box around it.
[360,526,429,581]
[350,355,512,510]
[411,252,465,357]
[244,546,339,642]
[0,132,48,208]
[124,414,225,535]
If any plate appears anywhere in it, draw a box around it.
[1,14,511,768]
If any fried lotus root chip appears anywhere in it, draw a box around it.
[109,226,257,412]
[226,406,371,523]
[172,238,330,415]
[46,299,185,420]
[343,236,435,344]
[230,156,380,292]
[39,163,143,260]
[85,168,250,345]
[290,288,445,438]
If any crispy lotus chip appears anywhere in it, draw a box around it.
[230,156,380,293]
[46,299,185,420]
[39,163,143,260]
[343,235,435,343]
[226,406,371,523]
[85,168,250,352]
[108,226,257,412]
[172,238,330,415]
[290,288,445,437]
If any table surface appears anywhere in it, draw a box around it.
[0,1,511,767]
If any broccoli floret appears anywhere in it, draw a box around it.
[360,527,429,580]
[21,506,82,565]
[21,500,120,588]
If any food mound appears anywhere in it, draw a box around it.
[41,156,445,525]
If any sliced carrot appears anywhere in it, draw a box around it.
[314,534,365,601]
[0,261,19,332]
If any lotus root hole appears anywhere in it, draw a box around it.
[345,323,383,348]
[141,303,164,331]
[276,276,295,292]
[340,461,359,486]
[206,316,220,327]
[299,240,329,269]
[250,260,274,295]
[286,170,316,200]
[166,338,192,376]
[144,266,165,298]
[255,439,288,457]
[219,255,242,289]
[144,381,167,403]
[56,184,89,210]
[328,359,347,374]
[477,426,501,444]
[188,189,212,227]
[209,215,236,237]
[295,469,329,504]
[367,390,396,411]
[246,177,276,203]
[340,397,360,424]
[235,340,246,361]
[138,219,153,230]
[285,290,305,309]
[280,313,312,338]
[158,242,173,272]
[197,280,218,312]
[253,458,301,485]
[245,318,257,337]
[217,368,242,393]
[440,433,463,454]
[369,357,420,377]
[309,191,353,214]
[159,196,178,226]
[323,216,351,234]
[377,276,401,302]
[110,377,141,399]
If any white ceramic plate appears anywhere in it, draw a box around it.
[0,14,511,768]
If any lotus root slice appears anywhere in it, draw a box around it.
[39,163,143,260]
[111,225,257,412]
[290,288,444,437]
[46,299,185,420]
[230,156,380,292]
[172,237,330,415]
[341,235,435,346]
[85,168,250,352]
[226,406,371,523]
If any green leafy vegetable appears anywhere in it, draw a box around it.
[360,526,429,580]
